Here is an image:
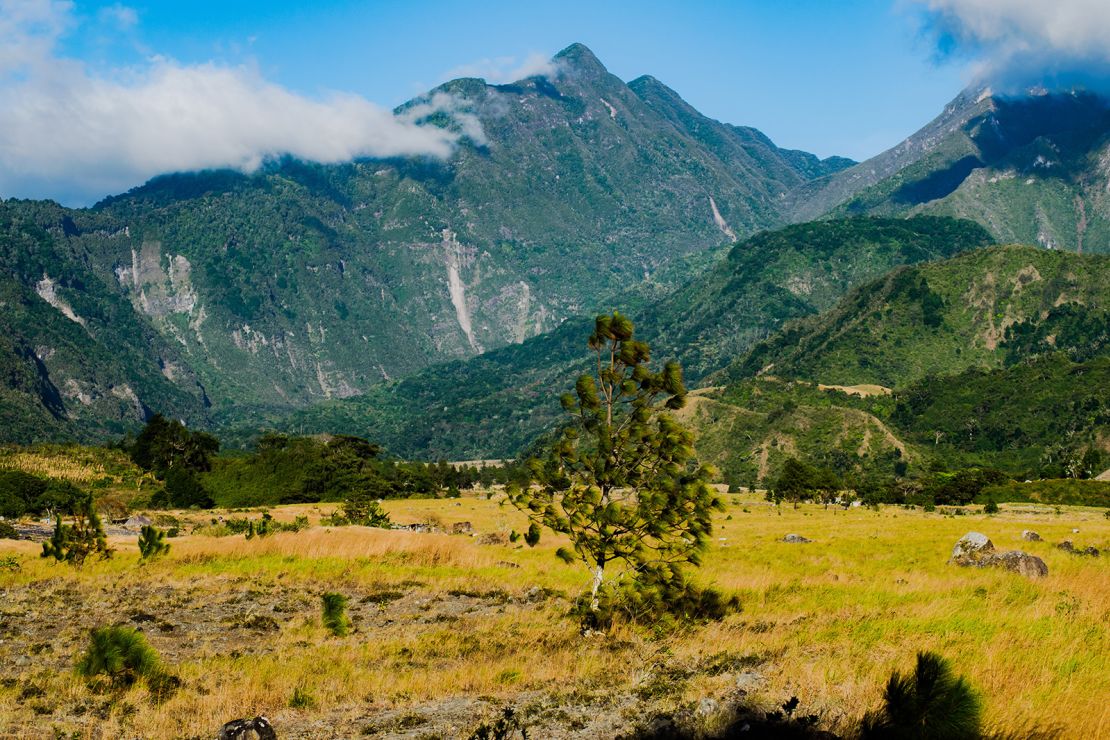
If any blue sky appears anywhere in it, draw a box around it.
[11,0,1106,204]
[61,0,968,161]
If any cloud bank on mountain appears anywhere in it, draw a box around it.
[0,0,482,205]
[913,0,1110,92]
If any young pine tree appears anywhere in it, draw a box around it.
[321,593,351,636]
[138,525,170,560]
[76,625,163,688]
[41,491,112,567]
[510,312,722,616]
[859,651,981,739]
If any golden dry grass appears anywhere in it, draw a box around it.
[1,494,1107,738]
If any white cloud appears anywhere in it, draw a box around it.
[445,52,560,85]
[0,0,483,205]
[912,0,1110,90]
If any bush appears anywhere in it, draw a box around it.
[0,520,19,540]
[41,492,112,567]
[576,565,740,632]
[158,468,215,509]
[321,593,351,636]
[325,494,391,527]
[983,499,999,515]
[859,651,981,739]
[76,626,163,688]
[138,525,170,560]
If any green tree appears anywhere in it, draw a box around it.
[510,312,721,614]
[41,491,112,566]
[770,457,819,509]
[130,414,219,476]
[138,525,170,560]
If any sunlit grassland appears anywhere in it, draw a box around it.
[1,495,1107,737]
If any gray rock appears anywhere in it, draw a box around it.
[1057,540,1100,557]
[981,550,1049,578]
[124,514,152,529]
[1020,530,1041,542]
[950,532,993,562]
[783,534,812,543]
[696,697,719,717]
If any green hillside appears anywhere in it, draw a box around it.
[722,245,1110,388]
[258,217,994,458]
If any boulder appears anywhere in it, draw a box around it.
[782,534,811,543]
[949,532,1048,578]
[1057,540,1100,557]
[981,550,1049,578]
[450,521,473,535]
[950,532,993,562]
[124,514,152,529]
[1020,530,1041,542]
[218,715,275,740]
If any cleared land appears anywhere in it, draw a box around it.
[1,495,1108,738]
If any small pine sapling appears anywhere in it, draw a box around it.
[41,491,112,566]
[76,626,164,689]
[138,525,170,560]
[321,592,351,636]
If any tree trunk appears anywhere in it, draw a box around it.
[590,562,604,610]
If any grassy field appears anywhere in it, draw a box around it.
[1,494,1108,738]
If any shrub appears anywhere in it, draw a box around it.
[983,499,999,515]
[468,707,528,740]
[138,525,170,560]
[859,651,981,739]
[576,565,740,631]
[321,593,351,636]
[76,626,163,688]
[0,520,19,540]
[41,492,112,567]
[325,494,391,527]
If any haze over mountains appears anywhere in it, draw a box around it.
[2,43,1110,469]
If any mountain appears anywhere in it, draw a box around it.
[0,43,853,442]
[260,216,994,458]
[722,244,1110,388]
[697,245,1110,485]
[793,87,1110,253]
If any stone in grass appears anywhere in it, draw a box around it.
[949,532,1048,578]
[1021,530,1041,542]
[782,534,812,543]
[218,715,276,740]
[1057,541,1100,557]
[950,532,993,561]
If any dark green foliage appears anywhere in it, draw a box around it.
[979,479,1110,508]
[770,458,841,508]
[321,593,351,637]
[925,469,1010,506]
[327,493,392,528]
[138,525,170,560]
[130,414,219,476]
[523,523,540,547]
[152,468,215,509]
[859,652,981,739]
[0,471,83,518]
[579,564,740,631]
[982,499,999,514]
[0,521,18,539]
[510,313,724,621]
[201,434,449,507]
[75,626,163,689]
[1003,304,1110,365]
[40,491,111,566]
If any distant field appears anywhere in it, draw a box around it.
[1,495,1108,738]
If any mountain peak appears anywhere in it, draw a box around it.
[553,43,608,74]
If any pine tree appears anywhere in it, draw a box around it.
[41,491,112,566]
[509,312,721,616]
[321,593,351,636]
[138,525,170,560]
[860,651,981,739]
[76,625,162,688]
